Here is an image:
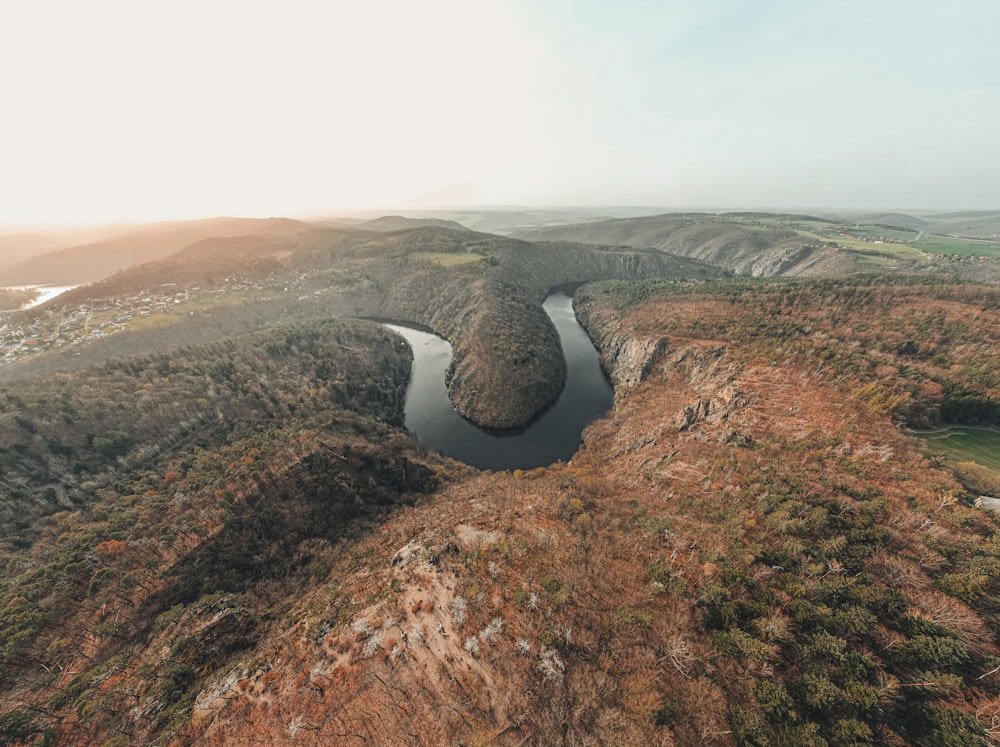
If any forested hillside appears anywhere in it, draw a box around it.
[4,224,722,430]
[0,319,446,745]
[2,215,1000,746]
[138,274,996,746]
[0,320,411,537]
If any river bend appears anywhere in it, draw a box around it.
[383,290,612,470]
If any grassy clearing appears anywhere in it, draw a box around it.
[915,426,1000,473]
[176,291,270,312]
[123,293,264,331]
[411,252,484,267]
[714,215,1000,260]
[886,246,928,261]
[855,243,927,261]
[791,228,855,246]
[791,229,926,260]
[123,312,180,331]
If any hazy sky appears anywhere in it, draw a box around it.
[1,0,997,224]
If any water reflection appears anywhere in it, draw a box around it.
[384,291,612,470]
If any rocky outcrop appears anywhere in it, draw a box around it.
[671,381,754,444]
[576,290,758,448]
[587,324,667,394]
[573,299,668,395]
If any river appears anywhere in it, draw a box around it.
[383,290,612,470]
[2,285,78,309]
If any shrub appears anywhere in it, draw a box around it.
[935,572,989,603]
[895,635,969,671]
[755,680,793,719]
[727,705,769,747]
[652,697,682,726]
[539,576,562,594]
[0,709,42,747]
[614,606,654,627]
[797,670,841,712]
[87,567,117,595]
[903,704,985,746]
[710,629,771,662]
[826,718,873,746]
[779,722,826,747]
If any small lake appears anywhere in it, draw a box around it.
[383,290,612,470]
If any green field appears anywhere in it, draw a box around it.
[730,214,1000,259]
[915,425,1000,474]
[841,226,919,242]
[912,234,1000,258]
[123,312,179,331]
[745,216,927,259]
[839,222,1000,258]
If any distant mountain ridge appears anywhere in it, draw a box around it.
[824,209,1000,237]
[357,215,470,232]
[3,217,310,285]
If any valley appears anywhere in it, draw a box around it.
[0,210,999,745]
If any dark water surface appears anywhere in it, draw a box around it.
[383,291,612,470]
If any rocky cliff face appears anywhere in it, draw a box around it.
[574,299,669,395]
[576,292,757,451]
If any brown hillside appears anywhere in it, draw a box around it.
[4,277,996,744]
[130,277,996,746]
[168,278,1000,746]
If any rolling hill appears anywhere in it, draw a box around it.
[512,213,864,277]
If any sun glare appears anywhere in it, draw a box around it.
[1,0,997,226]
[0,0,536,225]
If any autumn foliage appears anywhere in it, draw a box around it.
[1,275,999,746]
